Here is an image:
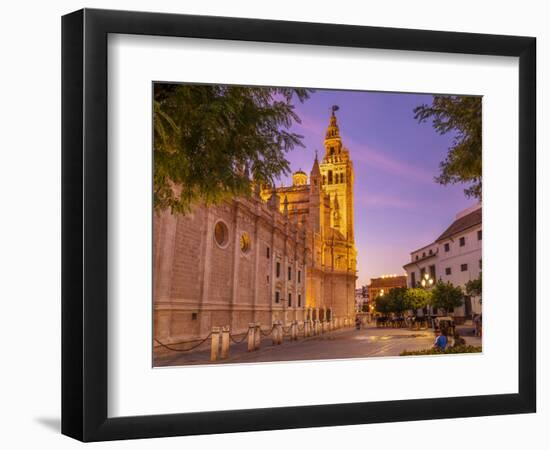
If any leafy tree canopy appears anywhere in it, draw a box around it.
[374,294,392,315]
[154,84,312,213]
[414,96,482,199]
[405,288,432,311]
[386,287,409,314]
[430,281,464,313]
[465,273,482,298]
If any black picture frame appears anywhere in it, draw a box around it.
[62,8,536,442]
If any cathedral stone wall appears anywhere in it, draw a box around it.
[154,109,358,350]
[153,196,308,346]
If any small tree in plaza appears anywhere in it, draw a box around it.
[404,288,432,313]
[374,294,392,315]
[465,273,482,300]
[385,287,409,316]
[430,281,464,315]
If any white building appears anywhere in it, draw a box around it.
[355,288,366,312]
[403,204,482,321]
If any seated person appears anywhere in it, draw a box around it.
[433,328,448,351]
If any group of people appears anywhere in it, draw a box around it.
[352,313,476,352]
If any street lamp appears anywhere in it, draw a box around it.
[420,272,434,288]
[420,273,434,327]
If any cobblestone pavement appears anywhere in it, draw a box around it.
[154,324,482,367]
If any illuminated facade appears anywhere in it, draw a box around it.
[154,109,357,347]
[262,107,357,321]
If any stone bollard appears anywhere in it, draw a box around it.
[315,320,320,335]
[304,320,309,337]
[247,323,256,352]
[272,322,278,346]
[254,323,261,350]
[277,321,283,345]
[210,326,221,362]
[220,326,230,359]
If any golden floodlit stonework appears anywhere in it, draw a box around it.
[154,109,357,347]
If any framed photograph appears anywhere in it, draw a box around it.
[62,8,536,441]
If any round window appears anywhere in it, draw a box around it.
[239,232,251,254]
[214,221,229,247]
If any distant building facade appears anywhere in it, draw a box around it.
[355,287,367,312]
[368,275,407,302]
[154,109,357,347]
[403,204,482,319]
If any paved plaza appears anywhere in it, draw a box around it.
[154,323,482,367]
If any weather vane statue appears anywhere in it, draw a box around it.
[331,105,340,114]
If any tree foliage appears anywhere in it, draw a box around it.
[374,287,410,315]
[374,293,392,315]
[404,288,432,311]
[414,96,482,199]
[153,84,312,213]
[465,273,482,298]
[386,287,409,314]
[430,281,464,313]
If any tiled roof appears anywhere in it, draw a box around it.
[403,252,437,267]
[436,207,482,242]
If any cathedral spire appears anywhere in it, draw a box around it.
[310,150,321,194]
[325,105,340,140]
[324,106,343,159]
[311,150,321,177]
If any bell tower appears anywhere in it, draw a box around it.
[319,106,355,242]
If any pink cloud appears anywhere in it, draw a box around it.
[349,142,434,184]
[356,193,417,210]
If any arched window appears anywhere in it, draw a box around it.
[328,171,333,184]
[341,173,345,183]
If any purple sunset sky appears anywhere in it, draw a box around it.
[276,89,477,287]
